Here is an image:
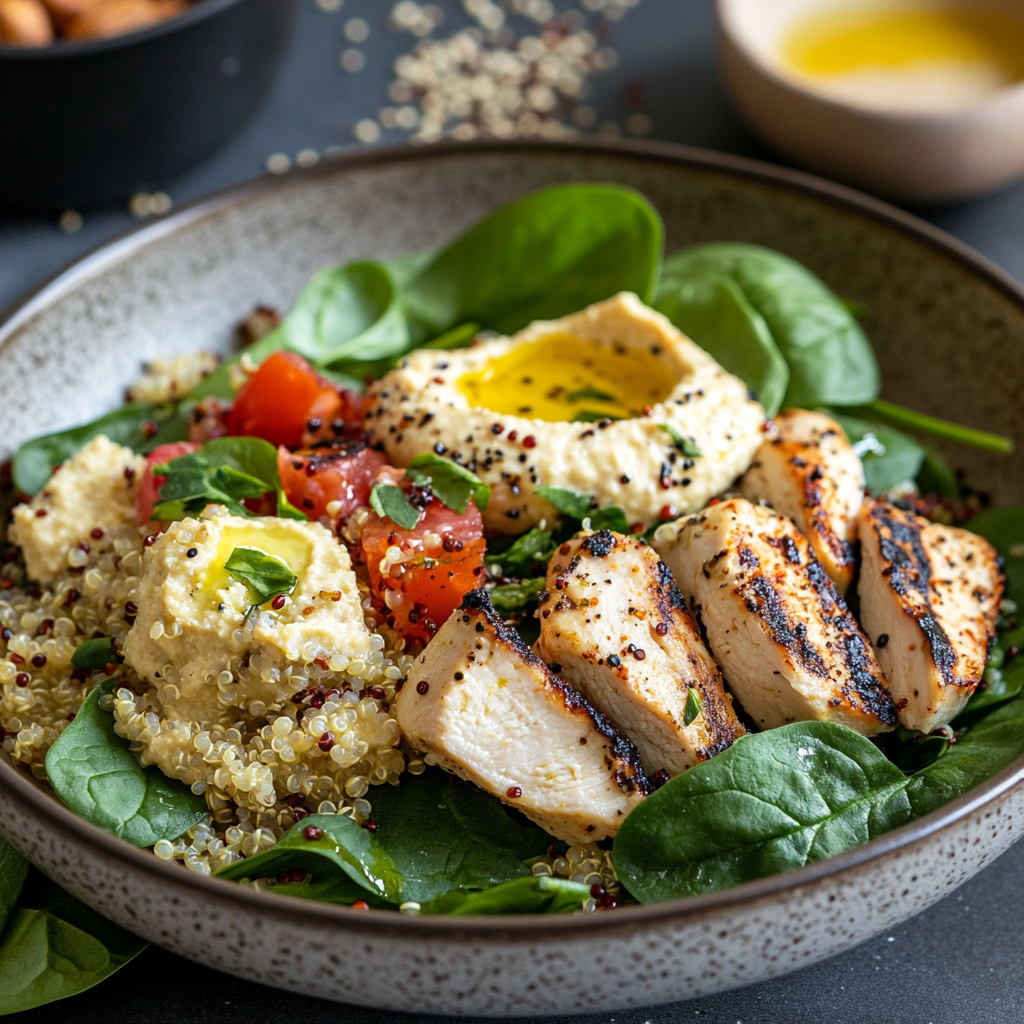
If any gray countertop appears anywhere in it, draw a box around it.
[5,1,1024,1021]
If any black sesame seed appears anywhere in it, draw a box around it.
[186,548,198,558]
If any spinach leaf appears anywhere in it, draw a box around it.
[153,437,305,522]
[403,184,664,337]
[534,485,629,534]
[369,483,419,530]
[487,528,556,578]
[856,399,1012,454]
[406,453,490,514]
[658,422,702,458]
[535,485,593,520]
[0,836,29,936]
[489,577,546,615]
[420,876,591,915]
[224,548,297,606]
[830,412,925,494]
[615,703,1024,902]
[0,870,146,1016]
[44,681,207,847]
[13,402,189,496]
[916,446,961,500]
[658,243,879,409]
[654,272,789,416]
[71,638,116,671]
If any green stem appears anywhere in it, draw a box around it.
[858,399,1013,454]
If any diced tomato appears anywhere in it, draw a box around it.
[277,441,387,523]
[226,351,359,449]
[362,498,485,645]
[136,442,199,525]
[301,391,366,448]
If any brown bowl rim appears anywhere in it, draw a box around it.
[0,0,251,60]
[1,136,1023,937]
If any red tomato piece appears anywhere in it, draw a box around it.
[226,351,343,449]
[362,499,486,645]
[136,441,199,525]
[277,441,388,523]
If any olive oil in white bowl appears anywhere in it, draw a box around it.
[718,0,1024,201]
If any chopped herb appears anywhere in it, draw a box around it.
[224,548,298,606]
[566,386,615,403]
[370,483,420,530]
[572,410,623,423]
[659,423,702,458]
[71,638,115,671]
[683,687,703,726]
[405,454,490,514]
[489,577,545,614]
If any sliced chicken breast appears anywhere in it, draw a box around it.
[655,498,897,735]
[394,589,650,844]
[536,529,744,779]
[857,500,1003,733]
[739,409,864,595]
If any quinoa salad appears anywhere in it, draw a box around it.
[2,184,1023,927]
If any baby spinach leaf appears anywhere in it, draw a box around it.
[403,184,664,337]
[916,446,961,500]
[13,402,189,496]
[588,506,631,533]
[406,453,490,514]
[0,870,146,1016]
[658,422,702,458]
[487,528,556,578]
[830,413,925,494]
[0,837,29,936]
[489,577,546,615]
[535,485,593,520]
[224,548,297,606]
[44,681,207,847]
[420,876,591,916]
[659,243,879,409]
[615,701,1024,902]
[71,638,116,671]
[216,813,401,903]
[857,398,1012,454]
[967,504,1024,607]
[683,688,702,727]
[654,272,789,416]
[153,437,305,522]
[369,483,420,530]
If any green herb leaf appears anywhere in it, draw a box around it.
[403,184,664,337]
[615,703,1024,902]
[406,453,491,514]
[224,548,298,606]
[587,505,631,534]
[571,410,623,423]
[658,243,879,409]
[0,836,29,936]
[0,870,146,1016]
[567,386,615,403]
[658,423,702,458]
[915,445,961,500]
[420,876,591,916]
[13,402,190,496]
[44,681,207,847]
[535,485,593,520]
[369,483,420,530]
[487,528,556,578]
[858,398,1012,454]
[71,638,116,671]
[683,687,703,726]
[489,577,546,615]
[654,272,789,416]
[830,413,925,494]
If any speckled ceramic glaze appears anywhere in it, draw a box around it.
[1,141,1023,1017]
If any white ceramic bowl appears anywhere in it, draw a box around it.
[717,0,1024,203]
[1,140,1023,1016]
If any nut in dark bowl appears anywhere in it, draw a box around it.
[0,0,298,211]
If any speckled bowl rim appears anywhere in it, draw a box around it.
[2,137,1023,938]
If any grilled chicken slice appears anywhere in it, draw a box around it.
[394,589,650,844]
[536,529,744,779]
[857,500,1003,733]
[655,498,897,735]
[739,409,864,595]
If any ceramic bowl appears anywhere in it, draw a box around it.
[716,0,1024,204]
[1,140,1023,1017]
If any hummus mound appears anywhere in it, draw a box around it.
[363,293,766,534]
[123,507,373,725]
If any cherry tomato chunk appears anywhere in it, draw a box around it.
[278,441,387,523]
[136,442,199,525]
[227,351,348,449]
[362,500,485,645]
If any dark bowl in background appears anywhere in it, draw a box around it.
[0,0,298,211]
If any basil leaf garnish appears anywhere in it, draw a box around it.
[658,422,702,458]
[224,547,298,606]
[369,483,420,530]
[406,453,490,514]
